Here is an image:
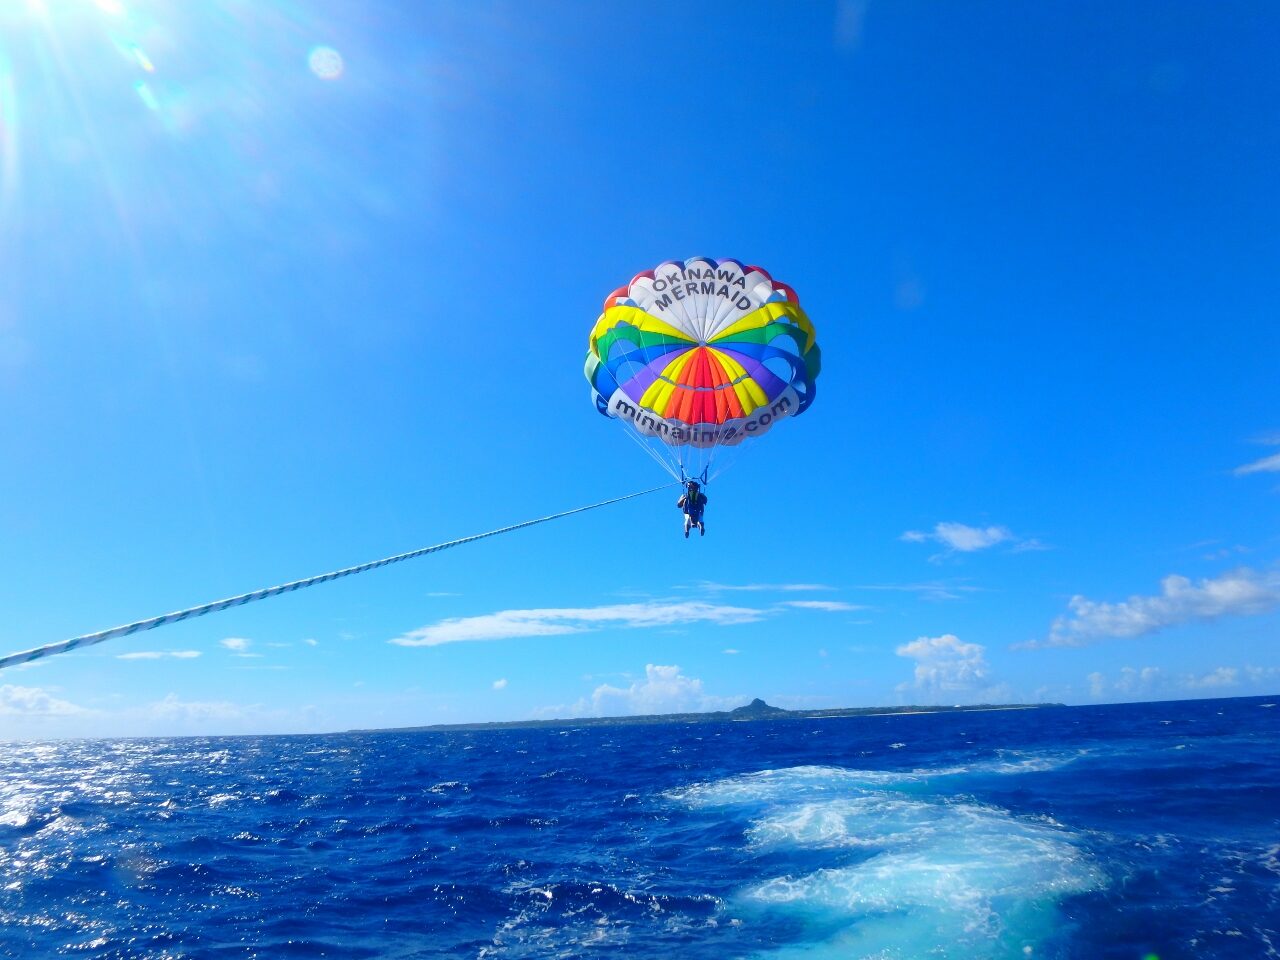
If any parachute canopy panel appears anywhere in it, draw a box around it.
[585,257,820,478]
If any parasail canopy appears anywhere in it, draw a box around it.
[585,257,820,481]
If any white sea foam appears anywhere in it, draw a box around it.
[747,797,930,850]
[673,763,1104,958]
[923,749,1084,779]
[428,780,468,795]
[667,765,921,808]
[670,752,1080,811]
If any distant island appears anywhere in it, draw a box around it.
[351,698,1063,734]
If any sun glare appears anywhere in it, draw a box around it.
[129,44,154,72]
[308,45,344,81]
[0,56,16,220]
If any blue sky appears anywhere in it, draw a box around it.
[1,0,1277,738]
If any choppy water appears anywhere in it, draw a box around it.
[2,696,1277,958]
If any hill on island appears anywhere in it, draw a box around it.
[351,698,1059,734]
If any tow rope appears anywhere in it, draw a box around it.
[0,484,671,671]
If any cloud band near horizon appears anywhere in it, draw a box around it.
[1029,567,1280,648]
[389,601,768,647]
[388,594,863,648]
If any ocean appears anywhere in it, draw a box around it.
[1,696,1276,959]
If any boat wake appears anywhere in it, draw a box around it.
[671,763,1104,958]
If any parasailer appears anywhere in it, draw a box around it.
[677,479,707,538]
[585,257,820,533]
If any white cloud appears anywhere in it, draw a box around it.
[856,580,984,602]
[1245,665,1280,685]
[1086,667,1162,700]
[147,693,253,724]
[1235,452,1280,476]
[1200,543,1250,561]
[722,648,740,655]
[125,694,326,736]
[1234,434,1280,476]
[492,678,508,691]
[780,600,866,612]
[1115,666,1165,695]
[695,582,832,592]
[895,634,990,698]
[1086,663,1272,699]
[584,664,741,716]
[117,650,201,660]
[390,601,767,648]
[218,636,261,659]
[901,522,1016,556]
[1186,666,1239,689]
[1037,568,1280,647]
[0,684,86,716]
[302,638,318,646]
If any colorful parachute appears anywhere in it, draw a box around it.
[585,257,820,481]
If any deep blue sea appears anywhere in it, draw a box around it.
[2,696,1277,959]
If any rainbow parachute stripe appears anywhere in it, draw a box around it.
[585,257,820,443]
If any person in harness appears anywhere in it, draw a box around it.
[677,479,708,538]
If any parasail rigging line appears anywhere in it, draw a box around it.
[618,420,683,482]
[0,484,673,672]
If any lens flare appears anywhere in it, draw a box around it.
[0,54,16,221]
[307,45,343,80]
[133,79,158,111]
[129,44,154,73]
